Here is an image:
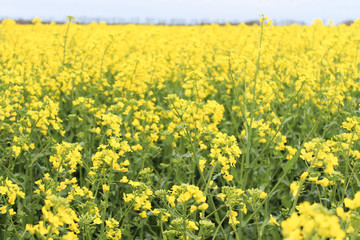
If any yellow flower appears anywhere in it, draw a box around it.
[224,174,233,182]
[228,210,240,225]
[217,193,226,201]
[152,209,160,215]
[259,191,267,199]
[344,192,360,210]
[63,231,78,240]
[198,203,208,211]
[177,192,192,202]
[102,185,110,192]
[290,181,300,198]
[269,214,280,226]
[139,211,147,218]
[161,212,170,222]
[316,178,329,187]
[300,171,309,181]
[199,159,206,172]
[336,207,350,221]
[120,176,128,183]
[26,224,37,235]
[12,145,21,157]
[187,220,199,230]
[0,206,7,214]
[123,193,135,203]
[94,218,102,225]
[190,205,197,214]
[167,195,176,207]
[91,127,101,134]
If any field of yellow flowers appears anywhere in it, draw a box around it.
[1,15,360,239]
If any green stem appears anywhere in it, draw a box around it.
[62,18,72,66]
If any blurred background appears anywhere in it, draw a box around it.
[1,0,359,25]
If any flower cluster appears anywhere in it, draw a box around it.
[209,132,242,181]
[26,194,80,239]
[123,181,153,218]
[0,177,25,215]
[281,202,346,240]
[49,142,83,174]
[166,184,208,212]
[217,186,247,224]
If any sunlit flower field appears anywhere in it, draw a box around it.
[1,15,360,239]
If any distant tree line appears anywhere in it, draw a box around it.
[0,17,355,26]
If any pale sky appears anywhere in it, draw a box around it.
[1,0,359,24]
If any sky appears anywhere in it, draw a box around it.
[1,0,359,25]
